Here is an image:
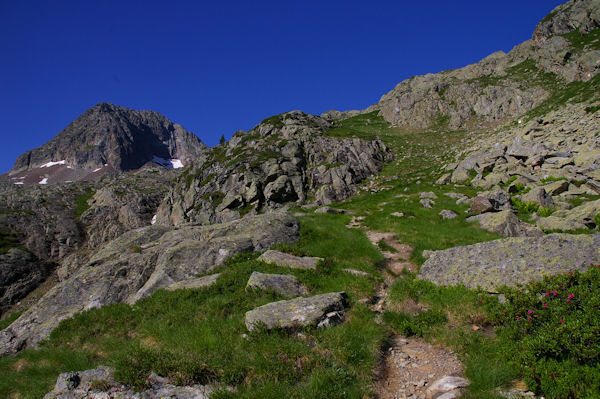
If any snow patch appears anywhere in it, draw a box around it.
[151,214,157,225]
[39,178,48,185]
[92,167,102,172]
[14,182,24,185]
[152,156,184,169]
[40,160,66,168]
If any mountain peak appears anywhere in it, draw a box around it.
[9,103,208,184]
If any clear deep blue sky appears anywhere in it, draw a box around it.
[0,0,565,173]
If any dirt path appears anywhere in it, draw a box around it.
[347,216,466,399]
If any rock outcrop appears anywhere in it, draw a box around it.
[257,250,323,270]
[0,212,299,354]
[419,233,600,291]
[155,111,393,226]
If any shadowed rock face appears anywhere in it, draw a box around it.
[0,212,299,355]
[533,0,600,43]
[11,102,208,175]
[419,233,600,291]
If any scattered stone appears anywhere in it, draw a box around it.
[436,173,452,185]
[467,210,544,237]
[391,212,404,217]
[246,271,308,297]
[342,268,370,277]
[420,199,434,208]
[439,210,458,220]
[258,250,323,270]
[425,376,470,399]
[245,292,347,331]
[314,206,354,215]
[419,192,438,199]
[419,233,600,291]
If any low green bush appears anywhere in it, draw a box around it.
[488,265,600,398]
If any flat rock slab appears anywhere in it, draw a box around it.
[246,271,308,297]
[43,366,214,399]
[419,233,600,291]
[165,273,220,291]
[258,250,323,270]
[245,292,347,331]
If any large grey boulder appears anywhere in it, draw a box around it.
[521,187,555,208]
[538,199,600,231]
[246,272,308,297]
[258,250,323,270]
[0,212,299,355]
[467,210,544,237]
[419,233,600,291]
[245,292,347,331]
[43,366,215,399]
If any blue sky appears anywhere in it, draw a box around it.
[0,0,564,173]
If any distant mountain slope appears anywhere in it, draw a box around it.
[9,103,208,184]
[369,0,600,130]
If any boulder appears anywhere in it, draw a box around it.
[506,137,548,160]
[538,199,600,230]
[543,180,570,196]
[521,187,555,208]
[246,272,308,297]
[314,206,353,215]
[245,292,347,331]
[419,233,600,291]
[258,250,323,270]
[419,192,438,199]
[0,212,299,355]
[469,196,494,214]
[467,210,544,237]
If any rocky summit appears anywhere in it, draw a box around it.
[1,1,600,398]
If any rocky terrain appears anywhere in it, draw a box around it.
[1,1,600,398]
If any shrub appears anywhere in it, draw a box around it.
[487,265,600,397]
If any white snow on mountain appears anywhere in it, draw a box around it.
[40,160,66,168]
[39,178,48,184]
[152,156,184,169]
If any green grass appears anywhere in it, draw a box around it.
[74,188,95,218]
[0,311,22,330]
[0,214,387,399]
[562,28,600,53]
[0,230,26,255]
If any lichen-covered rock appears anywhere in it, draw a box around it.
[245,292,347,331]
[521,187,555,208]
[469,196,494,214]
[42,366,215,399]
[165,274,220,291]
[418,233,600,291]
[538,198,600,231]
[543,179,570,196]
[440,210,458,220]
[467,210,544,237]
[258,250,323,270]
[246,272,308,297]
[0,212,299,355]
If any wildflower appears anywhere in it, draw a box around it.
[517,316,521,321]
[568,293,574,299]
[543,303,548,308]
[568,271,573,276]
[567,299,571,304]
[559,319,564,324]
[527,309,534,314]
[552,290,558,296]
[527,316,532,322]
[546,290,550,297]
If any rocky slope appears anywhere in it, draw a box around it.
[7,102,208,184]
